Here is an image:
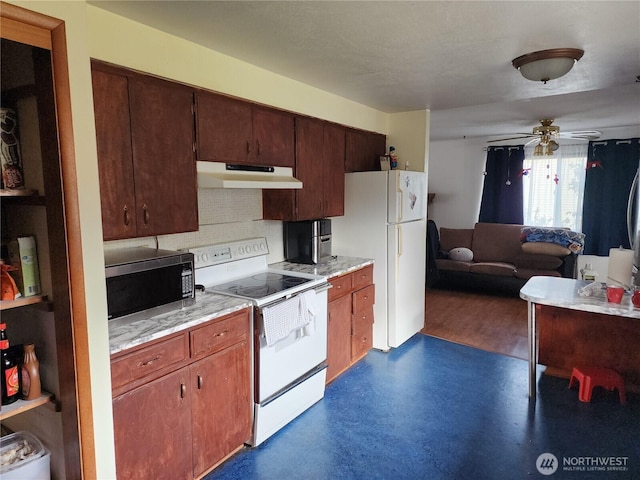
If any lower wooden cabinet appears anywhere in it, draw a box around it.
[111,309,251,480]
[326,265,375,383]
[327,293,352,382]
[112,368,193,480]
[191,340,251,477]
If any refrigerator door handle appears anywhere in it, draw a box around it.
[398,225,403,257]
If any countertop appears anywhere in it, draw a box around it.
[520,276,640,319]
[109,256,374,355]
[270,255,374,279]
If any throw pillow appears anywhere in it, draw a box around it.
[448,247,473,262]
[522,242,571,257]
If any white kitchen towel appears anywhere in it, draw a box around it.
[262,295,304,346]
[298,289,317,336]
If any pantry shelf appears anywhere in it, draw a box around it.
[0,295,51,311]
[0,391,56,421]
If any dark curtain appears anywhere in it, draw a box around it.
[478,145,524,224]
[426,219,440,287]
[582,139,640,255]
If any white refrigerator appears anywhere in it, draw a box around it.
[331,170,427,351]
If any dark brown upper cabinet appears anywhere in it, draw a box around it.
[345,128,387,172]
[196,90,294,167]
[91,61,198,240]
[263,116,345,221]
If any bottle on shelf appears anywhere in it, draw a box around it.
[21,343,41,400]
[1,323,21,405]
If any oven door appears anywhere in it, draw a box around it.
[255,284,329,403]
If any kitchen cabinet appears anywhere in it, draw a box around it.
[345,128,387,172]
[111,308,252,479]
[1,23,83,479]
[326,265,375,383]
[262,117,345,221]
[196,90,294,167]
[91,61,198,240]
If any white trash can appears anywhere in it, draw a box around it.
[0,430,50,480]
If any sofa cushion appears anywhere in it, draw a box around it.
[472,223,524,263]
[521,242,571,257]
[469,262,516,277]
[435,258,472,272]
[439,228,474,252]
[514,253,563,270]
[514,268,562,280]
[449,247,473,262]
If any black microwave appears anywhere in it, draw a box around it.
[104,247,195,324]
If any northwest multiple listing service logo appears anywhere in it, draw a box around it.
[536,452,630,476]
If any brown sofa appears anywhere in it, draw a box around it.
[432,222,576,294]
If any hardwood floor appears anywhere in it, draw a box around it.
[421,287,528,360]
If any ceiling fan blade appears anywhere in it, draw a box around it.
[524,138,539,146]
[560,130,602,140]
[487,135,536,143]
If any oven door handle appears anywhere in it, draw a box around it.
[313,283,332,294]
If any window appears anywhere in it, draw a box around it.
[522,143,588,231]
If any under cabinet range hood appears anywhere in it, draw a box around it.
[197,161,303,189]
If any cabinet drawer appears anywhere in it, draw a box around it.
[352,284,375,314]
[352,307,374,360]
[328,273,353,302]
[352,264,373,289]
[190,310,249,359]
[111,334,188,390]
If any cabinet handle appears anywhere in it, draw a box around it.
[197,374,203,390]
[123,205,130,226]
[180,383,186,398]
[142,204,149,225]
[139,355,161,367]
[246,140,251,154]
[215,329,228,338]
[256,140,261,156]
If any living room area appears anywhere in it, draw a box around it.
[424,120,640,400]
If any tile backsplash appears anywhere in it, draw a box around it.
[103,188,286,264]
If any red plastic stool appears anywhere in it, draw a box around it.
[569,367,626,405]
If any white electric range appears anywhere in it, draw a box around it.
[187,238,329,446]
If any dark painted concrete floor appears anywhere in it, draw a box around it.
[205,334,639,480]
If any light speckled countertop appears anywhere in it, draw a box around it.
[270,256,374,279]
[520,276,640,319]
[109,256,373,355]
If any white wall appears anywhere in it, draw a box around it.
[427,137,486,228]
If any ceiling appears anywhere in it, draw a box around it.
[90,1,640,142]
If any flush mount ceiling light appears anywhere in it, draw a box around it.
[512,48,584,84]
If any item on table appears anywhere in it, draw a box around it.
[605,285,624,304]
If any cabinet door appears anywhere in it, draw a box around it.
[345,129,386,172]
[91,66,137,240]
[327,294,353,383]
[295,116,325,220]
[191,340,252,477]
[128,76,198,237]
[252,106,295,167]
[196,91,253,164]
[113,368,192,480]
[322,122,346,217]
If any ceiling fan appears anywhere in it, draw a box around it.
[488,119,601,155]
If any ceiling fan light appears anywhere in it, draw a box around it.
[534,143,544,156]
[548,140,559,152]
[512,48,584,83]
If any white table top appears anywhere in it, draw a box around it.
[520,276,640,320]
